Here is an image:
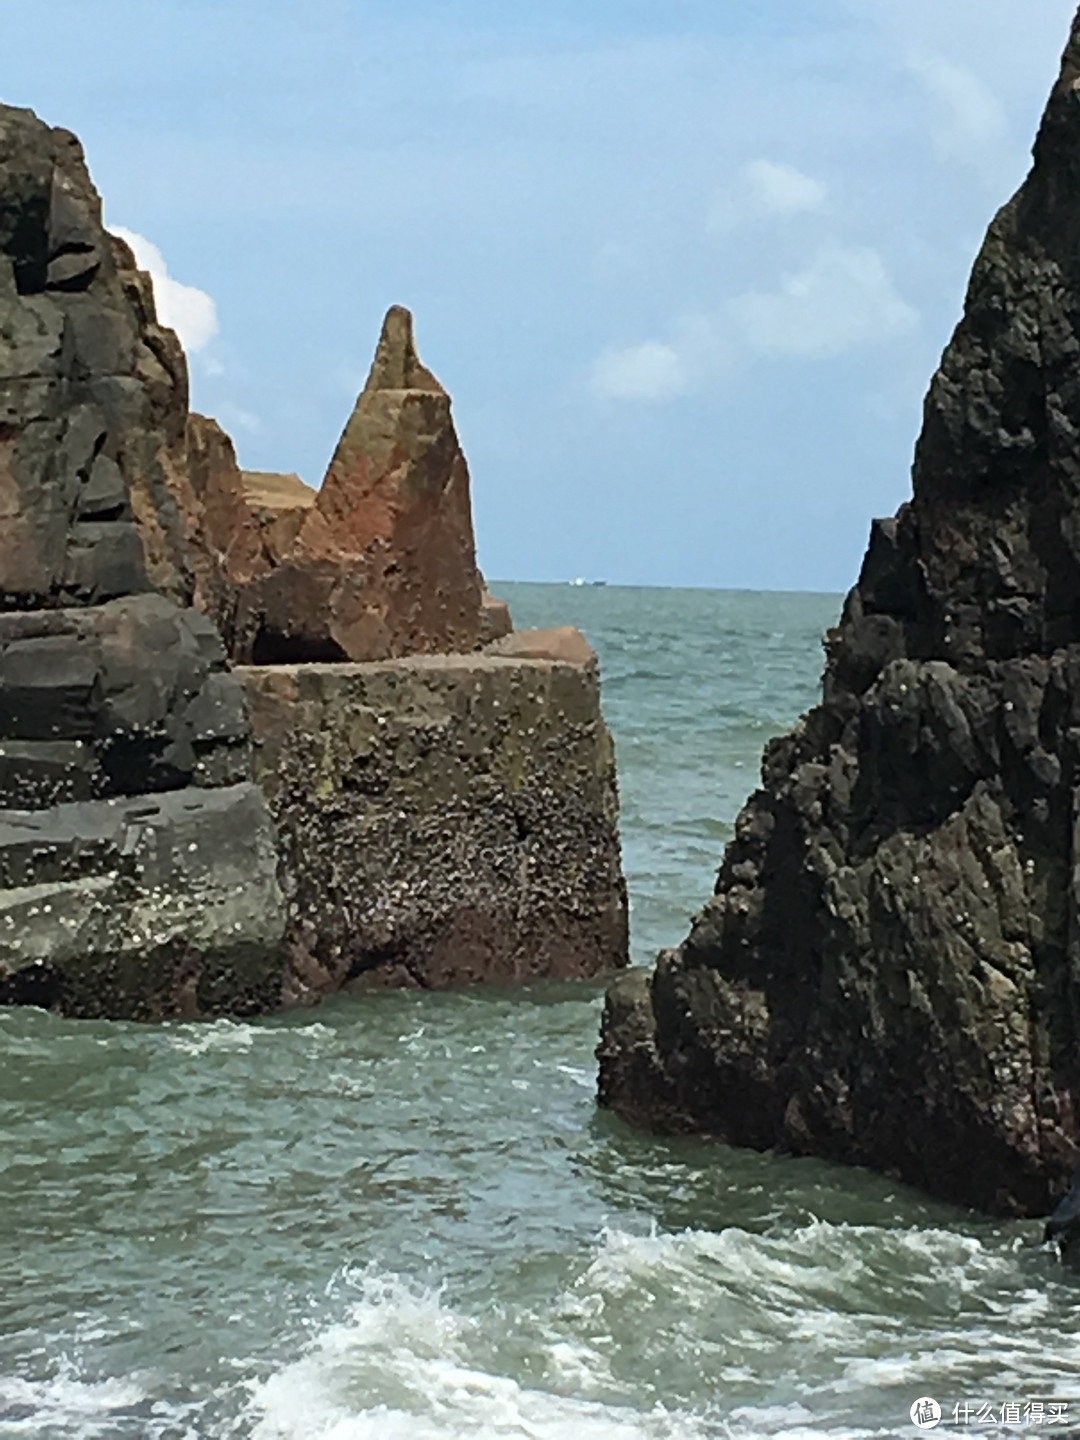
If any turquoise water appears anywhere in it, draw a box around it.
[2,584,1078,1440]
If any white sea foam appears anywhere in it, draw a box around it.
[245,1268,708,1440]
[577,1222,868,1320]
[555,1221,1073,1428]
[165,1017,260,1056]
[0,1368,147,1436]
[163,1016,334,1057]
[579,1219,1016,1309]
[214,1227,1080,1440]
[725,1405,885,1440]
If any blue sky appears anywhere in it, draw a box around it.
[2,0,1075,589]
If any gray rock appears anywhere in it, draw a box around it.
[0,783,285,1018]
[240,639,629,996]
[0,107,194,606]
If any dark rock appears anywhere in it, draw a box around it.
[0,783,284,1019]
[0,102,287,1019]
[1046,1162,1080,1257]
[0,595,252,793]
[0,107,196,608]
[597,9,1080,1218]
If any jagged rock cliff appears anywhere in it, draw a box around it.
[0,105,285,1017]
[598,10,1080,1217]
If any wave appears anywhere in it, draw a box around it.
[0,1367,155,1438]
[243,1267,709,1440]
[4,1222,1069,1439]
[163,1017,336,1056]
[240,1218,1065,1440]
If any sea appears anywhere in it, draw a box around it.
[1,582,1078,1440]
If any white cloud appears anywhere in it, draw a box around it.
[745,159,828,216]
[589,247,916,404]
[908,54,1007,169]
[591,340,687,402]
[108,225,219,354]
[729,245,918,359]
[709,159,829,234]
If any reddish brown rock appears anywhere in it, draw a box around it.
[487,625,597,665]
[237,470,318,577]
[180,414,268,648]
[480,589,513,644]
[223,305,493,663]
[241,470,317,514]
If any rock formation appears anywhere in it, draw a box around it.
[242,627,628,994]
[0,101,626,1015]
[0,104,285,1018]
[599,9,1080,1217]
[187,305,497,664]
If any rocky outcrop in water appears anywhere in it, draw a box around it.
[243,628,628,995]
[0,104,285,1017]
[598,10,1080,1217]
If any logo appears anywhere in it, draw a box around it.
[911,1398,942,1430]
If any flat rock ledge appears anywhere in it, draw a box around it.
[242,631,629,995]
[598,9,1080,1219]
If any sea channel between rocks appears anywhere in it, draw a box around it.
[7,1,1080,1314]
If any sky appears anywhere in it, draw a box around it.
[2,0,1076,590]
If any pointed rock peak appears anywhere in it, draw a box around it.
[362,305,444,396]
[1033,4,1080,172]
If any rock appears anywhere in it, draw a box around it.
[0,594,251,797]
[181,414,268,640]
[598,10,1080,1217]
[224,305,496,663]
[0,783,283,1018]
[0,109,198,608]
[0,102,287,1018]
[1045,1162,1080,1258]
[237,469,319,576]
[239,638,628,994]
[487,625,597,666]
[240,470,317,514]
[480,589,513,644]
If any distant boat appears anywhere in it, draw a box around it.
[569,577,586,587]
